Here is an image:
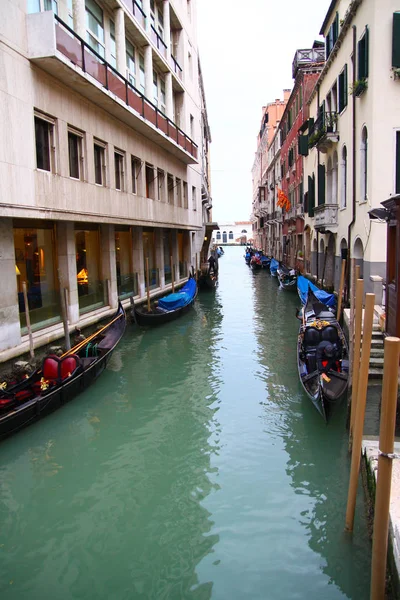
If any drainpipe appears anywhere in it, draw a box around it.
[347,25,357,298]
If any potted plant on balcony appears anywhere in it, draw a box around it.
[308,128,325,149]
[349,78,368,97]
[325,112,338,133]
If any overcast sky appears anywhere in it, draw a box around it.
[197,0,330,223]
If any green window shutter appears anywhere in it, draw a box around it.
[308,175,315,217]
[298,135,309,156]
[333,12,339,44]
[344,64,348,107]
[318,164,326,206]
[358,38,363,79]
[365,26,369,78]
[392,12,400,68]
[396,131,400,194]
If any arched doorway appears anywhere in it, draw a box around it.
[325,234,335,289]
[319,238,325,281]
[305,227,311,274]
[353,237,364,278]
[312,238,318,277]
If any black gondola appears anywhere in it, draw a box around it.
[198,272,218,290]
[277,263,297,291]
[297,290,349,421]
[133,277,197,326]
[0,302,126,441]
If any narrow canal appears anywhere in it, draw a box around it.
[0,247,371,599]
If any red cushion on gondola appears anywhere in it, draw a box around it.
[60,355,80,380]
[42,356,60,382]
[15,389,33,402]
[0,397,14,407]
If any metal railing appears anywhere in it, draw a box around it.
[309,111,338,148]
[170,53,182,79]
[150,25,167,58]
[121,0,147,30]
[54,16,197,160]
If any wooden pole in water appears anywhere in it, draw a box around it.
[349,278,364,451]
[145,257,151,312]
[336,259,346,321]
[370,336,400,600]
[345,293,375,532]
[170,255,175,293]
[195,253,198,281]
[22,281,34,359]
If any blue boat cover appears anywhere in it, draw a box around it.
[158,278,197,311]
[297,275,336,307]
[260,256,270,265]
[270,258,279,274]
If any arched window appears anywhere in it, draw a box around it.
[229,231,234,240]
[241,229,247,234]
[327,157,333,204]
[360,127,368,202]
[216,231,221,239]
[332,151,338,205]
[340,146,347,208]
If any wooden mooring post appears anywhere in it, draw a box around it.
[22,281,34,360]
[170,255,175,293]
[349,278,364,451]
[370,337,400,600]
[336,259,346,321]
[345,293,375,532]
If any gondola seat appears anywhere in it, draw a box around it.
[304,327,320,347]
[40,354,82,387]
[321,326,339,343]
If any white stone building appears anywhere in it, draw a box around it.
[212,222,252,246]
[0,0,212,359]
[301,0,400,296]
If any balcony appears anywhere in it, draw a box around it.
[170,54,182,79]
[308,111,339,153]
[150,25,167,59]
[292,47,325,78]
[121,0,146,30]
[314,204,339,229]
[27,13,197,164]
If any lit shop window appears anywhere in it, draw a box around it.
[143,230,159,290]
[75,228,104,313]
[14,225,61,332]
[115,229,137,298]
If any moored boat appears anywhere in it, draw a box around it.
[250,255,263,270]
[269,258,279,277]
[277,263,297,290]
[198,271,218,290]
[297,281,348,421]
[133,277,197,326]
[0,302,126,440]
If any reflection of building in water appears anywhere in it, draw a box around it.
[0,0,213,356]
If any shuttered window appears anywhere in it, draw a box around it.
[308,175,315,217]
[326,12,339,59]
[393,12,400,68]
[338,64,348,112]
[318,164,326,206]
[358,27,369,80]
[396,131,400,194]
[298,134,309,156]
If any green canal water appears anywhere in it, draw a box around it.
[0,246,371,599]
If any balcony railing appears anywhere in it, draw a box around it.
[150,25,167,59]
[292,47,325,78]
[314,204,339,229]
[121,0,147,30]
[308,111,339,151]
[170,54,182,79]
[54,16,197,160]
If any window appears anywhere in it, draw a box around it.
[75,227,104,312]
[393,12,400,68]
[188,52,192,79]
[326,12,339,59]
[27,0,58,13]
[183,181,188,208]
[67,0,73,27]
[150,0,164,39]
[308,174,315,217]
[68,129,84,180]
[216,231,221,240]
[85,0,104,57]
[139,55,145,94]
[338,65,348,112]
[340,145,347,208]
[115,230,136,298]
[176,177,182,206]
[358,27,369,81]
[157,169,165,201]
[145,163,155,198]
[114,151,125,191]
[94,141,106,185]
[167,174,174,204]
[241,229,247,234]
[34,114,55,172]
[153,70,158,106]
[131,156,141,194]
[229,231,234,240]
[396,131,400,194]
[190,114,194,139]
[14,225,61,331]
[318,164,326,206]
[360,127,368,201]
[109,20,116,69]
[126,40,136,86]
[187,0,191,22]
[192,186,196,211]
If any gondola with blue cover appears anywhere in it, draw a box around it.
[297,277,349,421]
[277,263,297,290]
[133,277,197,326]
[269,258,279,277]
